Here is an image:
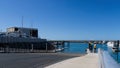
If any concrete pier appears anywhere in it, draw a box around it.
[45,53,99,68]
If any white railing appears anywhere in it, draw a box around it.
[98,48,105,68]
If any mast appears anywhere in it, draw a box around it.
[22,16,24,28]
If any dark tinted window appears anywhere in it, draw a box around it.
[15,28,18,31]
[30,29,38,37]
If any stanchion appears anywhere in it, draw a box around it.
[46,42,48,53]
[117,40,119,63]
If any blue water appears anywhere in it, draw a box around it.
[62,43,106,54]
[60,43,120,63]
[108,47,120,63]
[63,43,88,54]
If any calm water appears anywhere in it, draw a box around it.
[108,47,120,63]
[60,43,120,63]
[63,43,88,54]
[62,43,105,54]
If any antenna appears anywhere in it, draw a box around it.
[22,16,24,28]
[31,20,33,28]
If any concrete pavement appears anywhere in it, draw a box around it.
[45,53,99,68]
[0,53,81,68]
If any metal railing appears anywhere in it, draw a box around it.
[98,48,105,68]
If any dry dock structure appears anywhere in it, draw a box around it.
[0,27,55,53]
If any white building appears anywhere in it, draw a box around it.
[6,27,38,38]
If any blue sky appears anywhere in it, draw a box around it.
[0,0,120,40]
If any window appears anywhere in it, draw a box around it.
[14,28,18,31]
[30,29,38,37]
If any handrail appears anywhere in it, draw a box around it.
[98,48,105,68]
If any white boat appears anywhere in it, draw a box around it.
[107,42,114,47]
[107,42,119,52]
[55,48,64,52]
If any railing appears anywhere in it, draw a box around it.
[0,37,46,43]
[98,48,105,68]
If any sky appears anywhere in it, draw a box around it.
[0,0,120,40]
